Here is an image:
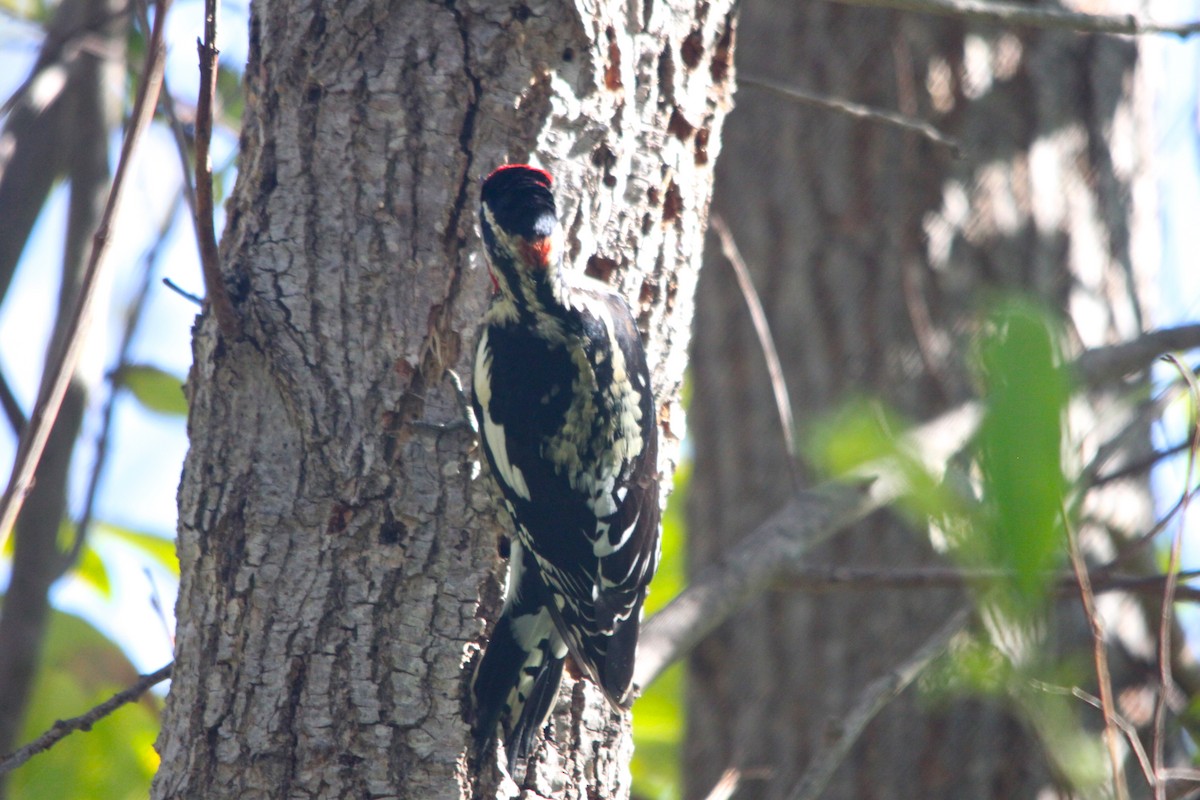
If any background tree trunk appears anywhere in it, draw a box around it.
[0,0,126,786]
[687,3,1160,798]
[151,1,735,798]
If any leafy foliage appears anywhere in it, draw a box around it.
[6,610,161,800]
[805,298,1120,789]
[974,300,1070,611]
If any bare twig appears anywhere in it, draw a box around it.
[162,277,205,306]
[1077,326,1200,384]
[0,367,26,436]
[1153,355,1199,800]
[132,0,197,217]
[1076,326,1200,386]
[740,75,961,155]
[787,609,971,800]
[0,662,173,775]
[773,564,1200,601]
[0,0,169,550]
[64,191,184,571]
[1063,502,1129,800]
[703,767,743,800]
[193,0,238,337]
[830,0,1200,36]
[1032,681,1154,789]
[1094,440,1192,487]
[710,215,802,494]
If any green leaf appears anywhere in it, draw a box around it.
[975,300,1070,611]
[118,364,187,416]
[70,542,113,599]
[7,610,161,800]
[806,397,906,477]
[96,522,179,577]
[805,398,959,524]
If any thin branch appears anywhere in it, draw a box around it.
[1032,680,1154,790]
[786,608,971,800]
[1063,502,1129,800]
[132,0,197,217]
[1094,440,1193,487]
[1105,484,1200,570]
[703,767,743,800]
[772,564,1200,601]
[0,366,26,436]
[162,277,205,306]
[0,662,172,776]
[1153,355,1199,800]
[710,216,802,494]
[0,0,169,550]
[63,191,183,572]
[1078,327,1200,384]
[1076,326,1200,386]
[739,75,961,155]
[829,0,1200,37]
[193,0,239,337]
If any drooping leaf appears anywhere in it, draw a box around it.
[7,610,161,800]
[96,522,179,577]
[118,364,187,416]
[975,300,1070,611]
[70,542,113,599]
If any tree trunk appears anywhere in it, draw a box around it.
[687,3,1158,799]
[151,2,735,798]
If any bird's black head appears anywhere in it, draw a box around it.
[479,165,563,297]
[480,165,557,241]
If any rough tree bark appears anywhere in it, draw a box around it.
[687,2,1162,798]
[151,2,735,798]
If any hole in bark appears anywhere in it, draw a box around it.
[498,535,511,559]
[512,4,531,21]
[604,27,622,91]
[657,46,674,106]
[638,279,658,307]
[695,126,711,164]
[562,47,575,62]
[326,503,353,535]
[662,180,683,225]
[711,19,733,83]
[380,520,407,545]
[591,143,617,169]
[586,254,619,283]
[680,29,704,69]
[667,107,695,140]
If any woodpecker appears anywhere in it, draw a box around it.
[471,165,661,771]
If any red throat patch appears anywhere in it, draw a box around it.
[519,237,554,270]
